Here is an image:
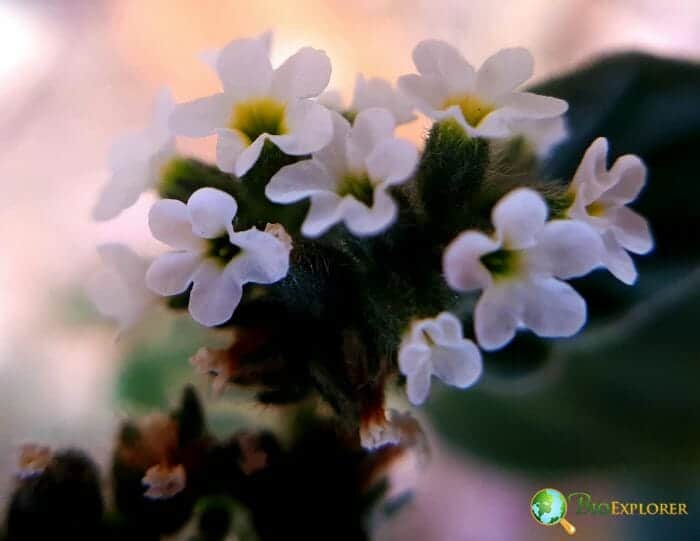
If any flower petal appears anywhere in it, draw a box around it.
[169,93,231,137]
[366,138,417,185]
[270,47,331,101]
[348,108,396,165]
[398,343,430,376]
[189,261,243,326]
[351,74,415,124]
[443,231,499,291]
[268,99,332,156]
[97,243,150,290]
[301,192,344,237]
[601,232,638,285]
[266,160,335,203]
[215,129,247,174]
[146,252,201,296]
[500,92,568,119]
[532,219,602,279]
[397,73,446,112]
[149,199,204,250]
[412,39,475,95]
[610,206,653,254]
[604,154,646,204]
[435,312,464,343]
[492,188,547,249]
[93,163,150,221]
[216,37,273,99]
[475,47,533,98]
[406,364,432,406]
[228,228,290,285]
[234,135,267,177]
[431,340,482,389]
[312,110,350,177]
[187,188,237,239]
[521,277,587,338]
[570,137,610,197]
[474,285,520,350]
[343,187,397,236]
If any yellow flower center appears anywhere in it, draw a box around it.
[481,249,522,282]
[442,94,495,127]
[229,97,288,145]
[585,201,608,217]
[337,173,374,206]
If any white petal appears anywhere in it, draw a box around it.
[93,163,150,221]
[474,285,520,350]
[475,47,533,98]
[435,312,464,343]
[87,269,148,331]
[146,252,201,296]
[189,261,243,326]
[169,93,231,137]
[610,206,653,254]
[215,37,273,99]
[521,277,587,338]
[343,188,397,236]
[431,340,482,389]
[215,129,247,174]
[152,88,175,133]
[398,343,430,376]
[508,116,568,157]
[500,92,568,119]
[492,188,547,249]
[266,160,335,203]
[397,73,446,113]
[571,137,610,196]
[406,364,432,406]
[301,192,344,237]
[187,188,237,239]
[412,39,474,95]
[317,89,343,111]
[149,199,204,250]
[348,108,396,166]
[601,232,638,285]
[270,47,331,101]
[351,74,415,124]
[443,231,499,291]
[366,138,417,186]
[269,99,333,156]
[604,154,646,204]
[234,135,267,177]
[532,219,602,279]
[313,110,351,177]
[97,243,150,290]
[228,228,290,284]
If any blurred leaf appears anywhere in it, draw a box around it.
[427,52,700,473]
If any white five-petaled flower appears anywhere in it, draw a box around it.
[169,35,333,177]
[142,464,186,499]
[398,312,482,405]
[93,89,176,221]
[398,40,567,139]
[565,138,653,285]
[443,188,603,351]
[319,73,415,125]
[145,188,291,327]
[87,243,158,333]
[266,108,418,237]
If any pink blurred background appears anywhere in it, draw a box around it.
[0,1,697,539]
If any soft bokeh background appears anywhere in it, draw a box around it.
[0,1,698,539]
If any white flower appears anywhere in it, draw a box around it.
[443,188,603,350]
[266,108,418,237]
[145,188,291,327]
[398,40,567,139]
[566,138,653,285]
[93,89,176,221]
[398,312,482,405]
[87,243,157,332]
[319,73,415,124]
[142,464,186,499]
[169,35,333,177]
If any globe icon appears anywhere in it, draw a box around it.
[531,488,576,535]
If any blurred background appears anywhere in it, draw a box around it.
[0,1,698,539]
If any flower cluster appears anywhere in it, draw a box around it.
[90,33,652,457]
